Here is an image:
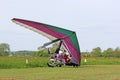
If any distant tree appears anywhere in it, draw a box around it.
[36,49,49,57]
[113,47,120,57]
[81,51,91,57]
[14,50,37,56]
[0,43,10,56]
[91,47,102,57]
[103,48,113,57]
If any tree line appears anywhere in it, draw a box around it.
[0,43,10,56]
[0,43,120,57]
[82,47,120,58]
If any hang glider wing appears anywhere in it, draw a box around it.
[12,18,81,65]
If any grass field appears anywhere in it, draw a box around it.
[0,57,120,69]
[0,57,120,80]
[0,65,120,80]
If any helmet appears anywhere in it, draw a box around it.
[59,50,63,54]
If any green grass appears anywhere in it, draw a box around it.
[0,57,120,80]
[81,57,120,65]
[0,57,120,69]
[0,57,49,68]
[0,65,120,80]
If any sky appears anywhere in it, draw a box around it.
[0,0,120,52]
